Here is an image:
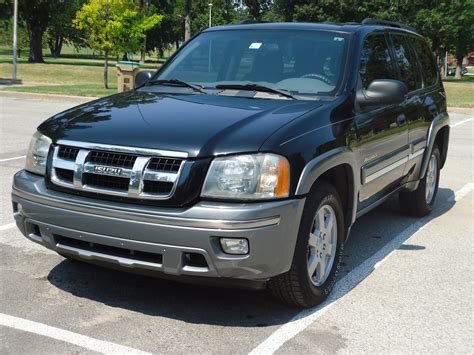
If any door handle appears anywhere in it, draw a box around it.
[396,114,407,125]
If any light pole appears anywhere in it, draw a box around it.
[12,0,18,81]
[208,3,213,28]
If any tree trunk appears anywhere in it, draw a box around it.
[184,0,192,41]
[455,53,464,79]
[140,35,146,64]
[49,35,63,58]
[28,26,44,63]
[104,51,109,89]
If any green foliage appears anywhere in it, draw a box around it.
[145,0,183,56]
[73,0,163,56]
[191,0,239,33]
[46,0,87,56]
[243,0,272,20]
[0,19,29,52]
[0,0,12,20]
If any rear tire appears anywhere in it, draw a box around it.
[268,181,345,308]
[399,146,440,217]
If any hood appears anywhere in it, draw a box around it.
[39,90,322,158]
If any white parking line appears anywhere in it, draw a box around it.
[0,313,151,355]
[249,183,474,355]
[0,223,16,231]
[451,117,474,128]
[0,155,26,162]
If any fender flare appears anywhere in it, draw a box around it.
[295,147,360,226]
[419,112,450,180]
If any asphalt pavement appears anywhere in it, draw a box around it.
[0,92,473,354]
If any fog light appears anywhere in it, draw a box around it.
[219,238,249,255]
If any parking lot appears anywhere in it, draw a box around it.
[1,92,473,354]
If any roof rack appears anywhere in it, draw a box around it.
[239,19,268,25]
[362,18,418,33]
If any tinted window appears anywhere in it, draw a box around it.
[156,30,350,96]
[410,37,438,87]
[359,34,397,90]
[391,34,421,91]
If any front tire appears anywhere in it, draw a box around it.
[399,146,441,217]
[268,181,345,308]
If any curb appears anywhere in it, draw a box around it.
[0,91,99,103]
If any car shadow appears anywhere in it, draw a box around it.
[47,187,456,327]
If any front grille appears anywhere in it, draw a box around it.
[148,158,182,172]
[50,142,186,200]
[89,151,136,168]
[56,168,74,183]
[143,181,174,194]
[83,173,129,191]
[58,146,79,161]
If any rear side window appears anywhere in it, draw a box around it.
[359,34,397,90]
[391,34,421,91]
[410,37,438,87]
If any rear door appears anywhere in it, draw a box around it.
[355,32,410,204]
[388,32,426,178]
[403,35,442,177]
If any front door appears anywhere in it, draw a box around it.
[354,32,410,204]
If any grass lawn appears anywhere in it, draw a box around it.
[0,54,162,97]
[442,77,474,108]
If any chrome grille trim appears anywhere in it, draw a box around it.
[57,140,188,159]
[51,141,186,200]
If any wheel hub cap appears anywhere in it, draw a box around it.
[307,204,337,286]
[425,154,438,204]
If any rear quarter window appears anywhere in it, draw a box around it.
[409,36,439,87]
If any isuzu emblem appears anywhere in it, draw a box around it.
[93,166,123,176]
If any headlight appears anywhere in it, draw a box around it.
[201,153,290,200]
[25,131,52,175]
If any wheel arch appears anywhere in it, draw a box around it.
[295,147,360,231]
[420,112,450,179]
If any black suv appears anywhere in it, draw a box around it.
[12,20,449,307]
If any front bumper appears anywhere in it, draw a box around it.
[12,170,305,283]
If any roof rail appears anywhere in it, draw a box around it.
[362,18,418,33]
[239,19,266,24]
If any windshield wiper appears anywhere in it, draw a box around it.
[216,83,297,100]
[148,79,207,94]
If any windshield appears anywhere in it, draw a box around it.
[154,29,350,97]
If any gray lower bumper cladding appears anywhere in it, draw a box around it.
[12,170,305,282]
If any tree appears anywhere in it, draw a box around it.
[243,0,271,20]
[145,0,184,56]
[184,0,192,40]
[17,0,64,63]
[191,0,238,33]
[439,0,474,79]
[0,18,29,57]
[73,0,163,88]
[46,0,86,57]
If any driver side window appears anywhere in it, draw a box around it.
[359,34,397,90]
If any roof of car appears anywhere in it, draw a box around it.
[204,21,420,36]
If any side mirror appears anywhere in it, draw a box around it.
[134,70,155,88]
[356,79,408,108]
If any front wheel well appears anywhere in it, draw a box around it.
[312,164,354,230]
